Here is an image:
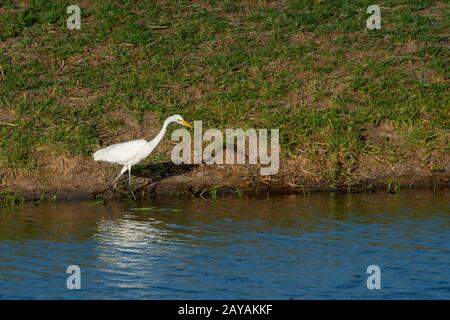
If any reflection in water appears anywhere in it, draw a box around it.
[0,191,449,299]
[94,217,172,290]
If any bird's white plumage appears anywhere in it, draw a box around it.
[93,139,152,166]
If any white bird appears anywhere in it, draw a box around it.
[93,114,192,201]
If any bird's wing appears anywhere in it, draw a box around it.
[93,139,149,164]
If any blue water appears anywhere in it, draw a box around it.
[0,191,449,299]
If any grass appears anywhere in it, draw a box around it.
[0,190,24,206]
[0,0,448,195]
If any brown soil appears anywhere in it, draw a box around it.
[1,142,448,200]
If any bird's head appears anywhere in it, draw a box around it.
[172,114,192,128]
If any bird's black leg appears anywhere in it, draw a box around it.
[104,188,113,203]
[104,166,127,203]
[128,166,137,201]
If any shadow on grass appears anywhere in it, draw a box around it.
[93,162,197,200]
[133,162,197,181]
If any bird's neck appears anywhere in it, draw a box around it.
[149,118,171,146]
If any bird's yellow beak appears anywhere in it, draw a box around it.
[180,118,192,128]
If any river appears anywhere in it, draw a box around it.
[0,191,449,299]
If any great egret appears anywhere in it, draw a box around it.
[93,114,192,201]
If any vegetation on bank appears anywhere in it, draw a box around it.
[0,0,448,202]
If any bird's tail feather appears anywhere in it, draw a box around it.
[93,149,104,161]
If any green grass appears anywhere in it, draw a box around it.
[0,0,448,181]
[0,190,24,206]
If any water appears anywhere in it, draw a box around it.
[0,191,449,299]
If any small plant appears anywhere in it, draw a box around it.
[31,192,58,206]
[209,185,223,199]
[0,190,24,207]
[394,182,401,194]
[387,181,401,194]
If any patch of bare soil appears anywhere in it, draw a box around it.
[0,108,17,123]
[361,119,402,145]
[418,2,447,19]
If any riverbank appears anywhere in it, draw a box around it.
[0,1,448,203]
[1,150,449,202]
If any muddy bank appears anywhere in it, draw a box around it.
[1,151,449,201]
